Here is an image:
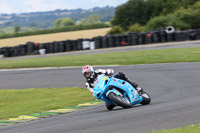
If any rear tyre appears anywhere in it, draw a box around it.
[108,92,132,108]
[139,91,151,105]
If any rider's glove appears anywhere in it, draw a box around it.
[106,69,114,77]
[85,82,94,93]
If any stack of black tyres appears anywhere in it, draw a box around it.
[145,32,153,44]
[187,29,200,40]
[13,46,20,57]
[120,34,128,45]
[128,32,139,45]
[53,41,60,53]
[77,39,83,50]
[1,28,200,59]
[107,35,115,47]
[138,33,146,44]
[114,35,121,47]
[18,45,27,56]
[93,36,102,49]
[65,40,72,51]
[1,47,10,57]
[72,40,78,51]
[58,41,65,52]
[167,32,175,42]
[26,42,35,55]
[102,36,108,48]
[160,30,167,42]
[152,30,161,43]
[175,30,190,41]
[165,26,175,42]
[0,47,3,56]
[195,29,200,40]
[48,42,55,53]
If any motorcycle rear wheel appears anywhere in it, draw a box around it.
[108,92,132,108]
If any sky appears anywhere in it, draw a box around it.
[0,0,128,14]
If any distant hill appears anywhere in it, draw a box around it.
[0,6,115,30]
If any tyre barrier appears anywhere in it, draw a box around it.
[165,26,175,34]
[175,31,190,41]
[152,31,161,43]
[120,34,128,46]
[102,36,108,48]
[145,32,153,44]
[138,33,146,44]
[128,32,139,45]
[0,28,200,58]
[93,36,103,49]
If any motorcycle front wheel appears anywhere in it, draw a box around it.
[139,91,151,105]
[108,92,132,108]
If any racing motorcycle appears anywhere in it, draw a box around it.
[93,74,151,110]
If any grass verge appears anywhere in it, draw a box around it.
[151,124,200,133]
[0,87,94,119]
[0,47,200,69]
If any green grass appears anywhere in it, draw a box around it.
[0,47,200,69]
[0,87,94,119]
[151,124,200,133]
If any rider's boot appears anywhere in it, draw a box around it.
[105,102,116,110]
[127,80,143,92]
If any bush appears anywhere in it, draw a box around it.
[54,17,75,28]
[128,23,145,33]
[174,5,200,29]
[145,15,190,31]
[108,26,124,35]
[145,1,200,31]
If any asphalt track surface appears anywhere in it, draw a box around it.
[0,62,200,133]
[0,40,200,89]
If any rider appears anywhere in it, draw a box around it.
[82,65,143,110]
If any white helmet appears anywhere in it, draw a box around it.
[82,65,95,80]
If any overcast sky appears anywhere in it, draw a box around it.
[0,0,128,14]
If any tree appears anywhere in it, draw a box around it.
[14,26,20,33]
[54,17,75,28]
[87,14,101,24]
[112,0,163,30]
[111,0,200,30]
[145,1,200,31]
[77,19,88,25]
[174,1,200,29]
[54,19,62,28]
[145,15,190,31]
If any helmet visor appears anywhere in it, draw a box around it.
[83,72,91,78]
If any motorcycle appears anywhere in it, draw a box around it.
[93,74,151,110]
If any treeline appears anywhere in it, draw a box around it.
[0,13,111,39]
[0,23,110,39]
[109,0,200,34]
[0,6,114,30]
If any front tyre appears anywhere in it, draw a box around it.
[139,91,151,105]
[108,92,132,108]
[105,102,116,110]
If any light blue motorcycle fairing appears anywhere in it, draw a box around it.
[93,74,143,106]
